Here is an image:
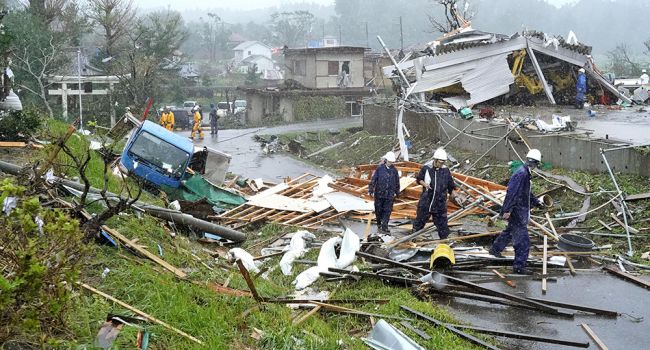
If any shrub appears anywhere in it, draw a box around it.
[292,96,348,121]
[0,108,42,141]
[0,179,87,345]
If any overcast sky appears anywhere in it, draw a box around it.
[135,0,576,11]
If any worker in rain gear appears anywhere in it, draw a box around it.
[368,151,400,233]
[639,69,649,85]
[575,68,587,109]
[160,107,175,131]
[190,105,204,140]
[209,103,219,136]
[489,149,544,275]
[412,148,457,239]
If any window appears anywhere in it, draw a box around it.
[129,131,190,179]
[328,61,339,76]
[293,60,306,76]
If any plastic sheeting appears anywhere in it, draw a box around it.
[228,248,260,274]
[362,319,425,350]
[535,115,572,132]
[161,175,245,209]
[280,231,316,275]
[411,53,514,107]
[293,228,360,290]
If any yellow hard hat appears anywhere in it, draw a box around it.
[430,244,455,269]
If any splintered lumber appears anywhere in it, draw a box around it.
[293,305,322,325]
[101,225,188,279]
[236,259,264,302]
[309,301,409,320]
[609,213,639,234]
[78,282,203,345]
[400,306,502,350]
[581,324,608,350]
[603,266,650,291]
[451,324,589,348]
[356,251,568,316]
[624,192,650,202]
[0,141,28,148]
[565,254,577,276]
[492,269,516,288]
[545,212,560,240]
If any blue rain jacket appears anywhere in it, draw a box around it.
[501,164,541,225]
[416,165,455,214]
[369,163,400,199]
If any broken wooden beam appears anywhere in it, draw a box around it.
[603,266,650,291]
[78,282,203,345]
[399,321,431,340]
[400,306,502,350]
[357,251,569,316]
[581,324,608,350]
[491,269,516,288]
[452,324,589,348]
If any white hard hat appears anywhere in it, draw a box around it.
[383,151,396,162]
[526,148,542,162]
[578,68,585,73]
[643,69,647,73]
[433,148,448,161]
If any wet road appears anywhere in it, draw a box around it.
[177,118,362,182]
[441,271,649,350]
[508,105,650,144]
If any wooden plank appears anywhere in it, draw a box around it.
[609,213,639,234]
[598,219,613,232]
[101,225,187,279]
[565,254,577,276]
[78,282,203,344]
[0,141,27,148]
[581,324,608,350]
[624,192,650,202]
[603,266,650,290]
[492,269,516,288]
[545,212,560,240]
[542,235,548,294]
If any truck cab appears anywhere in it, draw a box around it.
[119,121,231,189]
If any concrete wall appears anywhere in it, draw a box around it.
[245,93,265,124]
[285,51,364,89]
[364,104,650,176]
[314,52,364,88]
[279,97,294,122]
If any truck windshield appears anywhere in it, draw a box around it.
[128,131,190,178]
[217,102,229,109]
[235,100,246,107]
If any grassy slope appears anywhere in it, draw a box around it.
[34,120,485,348]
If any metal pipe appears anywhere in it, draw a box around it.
[465,126,515,172]
[443,119,475,149]
[600,148,633,256]
[377,35,411,89]
[0,160,246,242]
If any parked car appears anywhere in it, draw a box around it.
[216,101,231,118]
[170,107,191,130]
[234,99,247,114]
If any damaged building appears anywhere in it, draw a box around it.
[382,28,632,109]
[240,46,378,123]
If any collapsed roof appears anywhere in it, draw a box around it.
[382,28,631,108]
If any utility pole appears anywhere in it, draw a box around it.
[365,22,369,48]
[338,24,342,45]
[399,16,404,52]
[77,48,83,133]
